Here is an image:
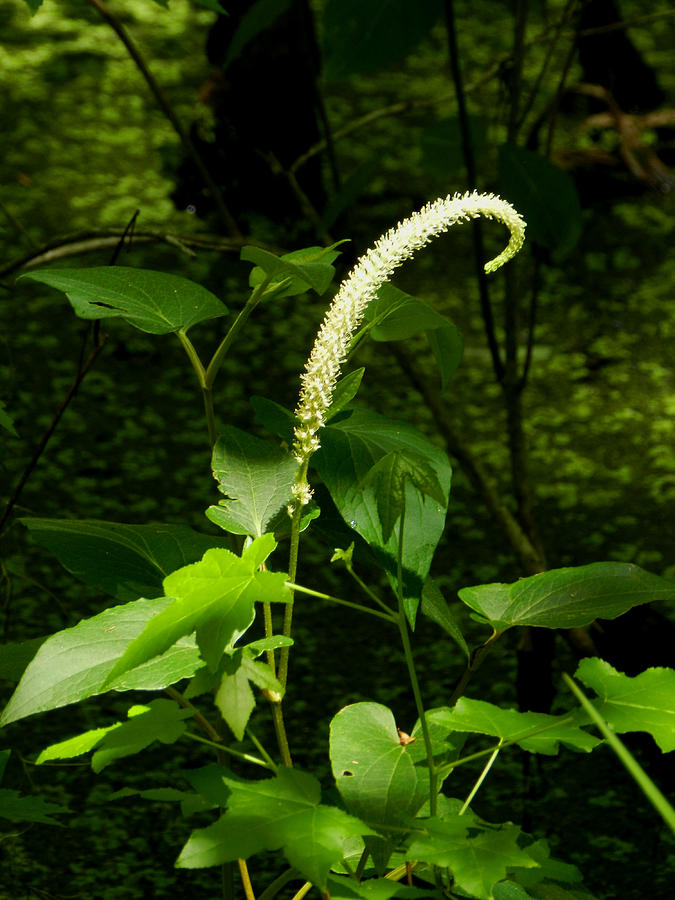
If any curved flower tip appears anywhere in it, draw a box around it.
[291,190,526,478]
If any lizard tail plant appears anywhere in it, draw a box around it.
[290,190,526,508]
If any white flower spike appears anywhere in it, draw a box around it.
[292,190,526,500]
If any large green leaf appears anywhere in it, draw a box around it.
[327,876,441,899]
[0,597,203,726]
[21,518,230,602]
[498,146,581,252]
[433,698,600,756]
[574,658,675,752]
[207,426,297,537]
[360,449,446,543]
[458,562,675,633]
[37,699,192,772]
[104,534,289,682]
[329,702,432,834]
[19,267,227,334]
[322,0,443,81]
[314,409,451,625]
[407,810,537,900]
[177,768,373,889]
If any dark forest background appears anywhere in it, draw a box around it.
[1,0,674,897]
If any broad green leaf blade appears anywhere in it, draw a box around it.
[498,146,581,252]
[407,807,537,900]
[19,267,227,334]
[38,725,119,764]
[21,518,230,602]
[315,409,451,626]
[322,0,443,81]
[364,284,452,342]
[0,788,69,825]
[361,449,446,542]
[458,563,675,632]
[326,368,366,422]
[105,536,287,682]
[574,658,675,752]
[0,597,202,726]
[512,838,583,888]
[421,580,470,660]
[327,876,441,899]
[243,243,342,298]
[329,702,431,832]
[215,658,256,741]
[177,768,373,889]
[433,698,599,755]
[208,426,297,537]
[90,700,192,772]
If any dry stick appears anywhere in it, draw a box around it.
[0,231,276,281]
[87,0,241,240]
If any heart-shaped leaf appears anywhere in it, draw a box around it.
[20,267,227,334]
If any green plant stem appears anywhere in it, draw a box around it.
[258,870,302,900]
[459,741,502,814]
[183,731,273,770]
[343,563,396,616]
[175,330,217,445]
[238,858,257,900]
[204,276,277,390]
[394,502,437,815]
[165,685,222,743]
[287,582,396,623]
[563,673,675,835]
[289,883,312,900]
[246,728,278,771]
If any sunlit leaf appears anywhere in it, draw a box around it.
[105,534,288,682]
[458,563,675,632]
[574,658,675,752]
[208,426,297,537]
[177,768,373,889]
[433,697,600,755]
[20,267,227,334]
[0,597,203,726]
